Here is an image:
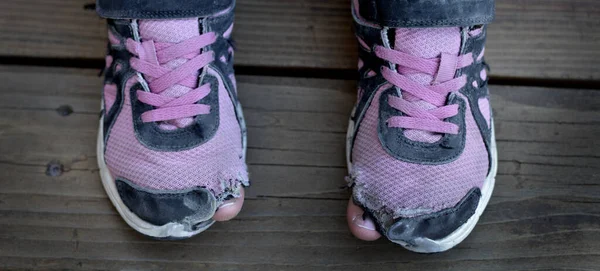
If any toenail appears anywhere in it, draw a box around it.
[352,214,376,231]
[219,200,236,209]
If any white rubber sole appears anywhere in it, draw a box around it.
[346,107,498,253]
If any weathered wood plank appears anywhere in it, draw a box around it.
[0,227,599,266]
[0,66,599,270]
[0,0,599,80]
[2,255,600,271]
[1,196,599,269]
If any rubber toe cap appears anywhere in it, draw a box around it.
[386,188,481,245]
[116,179,218,231]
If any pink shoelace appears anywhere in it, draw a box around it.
[374,46,474,134]
[126,32,217,123]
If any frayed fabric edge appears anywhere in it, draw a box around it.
[347,168,435,234]
[214,172,250,204]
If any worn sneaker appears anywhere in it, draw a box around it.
[347,0,497,252]
[96,0,248,239]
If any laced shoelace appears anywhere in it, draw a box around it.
[126,32,217,123]
[374,45,474,134]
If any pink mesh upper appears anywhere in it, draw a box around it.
[108,30,120,45]
[139,19,199,44]
[223,23,234,39]
[480,68,488,81]
[103,84,117,113]
[478,97,491,128]
[105,55,113,68]
[102,19,247,197]
[352,90,488,217]
[103,55,117,113]
[394,28,461,143]
[351,28,489,217]
[105,68,247,194]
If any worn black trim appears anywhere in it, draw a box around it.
[203,12,237,100]
[103,20,134,144]
[386,188,481,244]
[459,26,494,174]
[354,0,494,27]
[116,178,217,228]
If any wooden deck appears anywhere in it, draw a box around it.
[1,0,599,270]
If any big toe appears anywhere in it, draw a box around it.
[213,187,245,222]
[346,198,382,241]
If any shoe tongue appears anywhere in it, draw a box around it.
[138,19,201,130]
[393,27,461,143]
[139,19,200,43]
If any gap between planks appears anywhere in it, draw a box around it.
[0,0,599,81]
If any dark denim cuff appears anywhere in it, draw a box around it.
[354,0,495,27]
[96,0,234,19]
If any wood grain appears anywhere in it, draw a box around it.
[0,66,599,270]
[0,0,599,80]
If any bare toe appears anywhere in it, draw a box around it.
[346,198,382,241]
[213,188,245,222]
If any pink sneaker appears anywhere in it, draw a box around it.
[96,2,248,239]
[347,0,497,252]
